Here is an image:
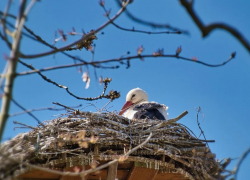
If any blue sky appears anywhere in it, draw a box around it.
[1,0,250,179]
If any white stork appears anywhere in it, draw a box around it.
[118,88,169,120]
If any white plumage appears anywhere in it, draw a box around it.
[119,88,169,120]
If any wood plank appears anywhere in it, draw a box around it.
[17,169,61,179]
[154,172,190,180]
[87,169,128,180]
[106,162,118,180]
[60,166,89,180]
[126,162,158,180]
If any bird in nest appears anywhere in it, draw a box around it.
[119,88,169,120]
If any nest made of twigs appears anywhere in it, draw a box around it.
[0,110,226,180]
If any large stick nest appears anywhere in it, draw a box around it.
[0,110,226,180]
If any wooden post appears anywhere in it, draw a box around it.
[94,144,99,155]
[106,161,118,180]
[161,154,165,162]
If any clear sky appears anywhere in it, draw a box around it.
[1,0,250,179]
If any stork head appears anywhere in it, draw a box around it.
[118,88,148,115]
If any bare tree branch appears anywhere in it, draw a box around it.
[115,0,188,34]
[10,98,43,125]
[19,1,130,59]
[18,60,120,101]
[0,0,36,142]
[9,104,82,117]
[180,0,250,53]
[101,5,182,35]
[16,51,236,77]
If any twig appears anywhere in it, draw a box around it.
[101,5,181,35]
[18,60,115,101]
[196,107,208,148]
[141,111,188,135]
[52,102,78,111]
[115,0,188,34]
[23,26,89,64]
[17,52,236,77]
[13,121,37,130]
[180,0,250,53]
[11,98,43,125]
[20,1,130,59]
[234,147,250,180]
[9,104,82,117]
[0,0,12,48]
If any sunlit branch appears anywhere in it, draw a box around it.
[180,0,250,53]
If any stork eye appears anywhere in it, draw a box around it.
[131,94,135,99]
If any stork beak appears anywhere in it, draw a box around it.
[119,101,133,115]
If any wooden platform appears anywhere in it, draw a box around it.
[15,161,190,180]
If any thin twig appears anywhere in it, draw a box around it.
[196,107,208,148]
[234,147,250,180]
[115,0,188,34]
[20,1,130,59]
[13,121,37,130]
[9,104,82,117]
[17,52,236,77]
[101,5,181,35]
[11,98,43,125]
[18,60,115,101]
[52,102,78,111]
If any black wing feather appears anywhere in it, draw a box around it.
[133,103,165,120]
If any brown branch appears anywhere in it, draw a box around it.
[22,132,152,177]
[180,0,250,53]
[52,102,79,111]
[19,1,130,59]
[18,60,118,101]
[115,0,188,34]
[17,61,119,76]
[101,5,181,35]
[10,98,43,125]
[9,104,82,117]
[13,121,37,130]
[17,51,236,77]
[23,26,88,64]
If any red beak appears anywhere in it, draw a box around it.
[119,101,133,115]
